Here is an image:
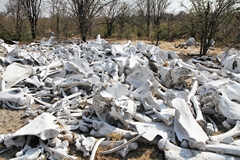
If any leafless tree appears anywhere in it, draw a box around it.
[68,0,113,42]
[151,0,171,46]
[184,0,240,55]
[21,0,42,39]
[135,0,171,44]
[6,0,26,40]
[135,0,151,38]
[101,0,128,37]
[49,0,69,39]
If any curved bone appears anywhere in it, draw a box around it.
[89,138,105,160]
[158,138,240,160]
[210,121,240,142]
[100,131,144,155]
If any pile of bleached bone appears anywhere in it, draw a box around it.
[0,35,240,159]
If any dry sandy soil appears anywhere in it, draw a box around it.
[0,40,225,160]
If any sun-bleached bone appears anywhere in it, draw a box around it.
[222,55,240,73]
[4,113,60,148]
[40,139,77,160]
[90,120,137,139]
[25,75,44,89]
[158,138,240,160]
[0,88,29,106]
[129,121,175,143]
[111,42,129,57]
[90,138,105,160]
[141,91,163,111]
[231,139,240,146]
[205,115,218,133]
[3,135,25,148]
[126,65,153,88]
[131,80,152,101]
[153,108,175,125]
[219,49,240,63]
[66,59,94,78]
[109,99,137,127]
[2,62,34,89]
[105,58,119,80]
[190,96,207,128]
[196,63,220,73]
[165,67,194,90]
[164,50,179,61]
[209,121,240,142]
[133,112,152,123]
[75,134,90,157]
[100,131,144,155]
[171,98,208,150]
[14,136,44,160]
[216,80,240,120]
[13,145,44,160]
[1,43,19,57]
[206,143,240,157]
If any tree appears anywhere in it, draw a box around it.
[135,0,171,44]
[101,0,128,37]
[184,0,240,55]
[150,0,171,46]
[22,0,42,39]
[49,0,69,39]
[6,0,26,40]
[68,0,113,42]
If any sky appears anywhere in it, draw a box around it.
[0,0,189,13]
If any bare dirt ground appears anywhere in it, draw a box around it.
[0,40,225,160]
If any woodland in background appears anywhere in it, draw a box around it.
[0,0,240,54]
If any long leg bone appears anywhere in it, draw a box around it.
[206,143,240,157]
[209,121,240,142]
[158,138,240,160]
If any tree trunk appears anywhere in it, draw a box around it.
[31,23,36,39]
[147,0,150,38]
[107,22,113,37]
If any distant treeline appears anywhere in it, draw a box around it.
[0,0,239,51]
